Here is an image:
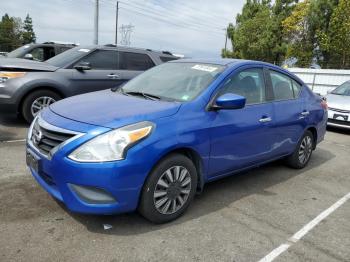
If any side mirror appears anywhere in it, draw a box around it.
[212,93,246,110]
[74,62,91,71]
[24,53,33,60]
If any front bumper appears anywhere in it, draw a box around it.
[327,109,350,129]
[0,96,17,114]
[25,109,157,215]
[27,143,147,214]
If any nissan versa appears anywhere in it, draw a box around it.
[26,59,327,223]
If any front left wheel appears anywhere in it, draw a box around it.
[138,154,197,224]
[21,89,61,123]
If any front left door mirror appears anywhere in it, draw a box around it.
[212,93,246,110]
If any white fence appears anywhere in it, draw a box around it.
[288,68,350,95]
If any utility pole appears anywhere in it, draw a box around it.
[115,1,119,45]
[93,0,99,45]
[224,27,228,53]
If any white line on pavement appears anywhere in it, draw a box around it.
[1,139,26,143]
[258,192,350,262]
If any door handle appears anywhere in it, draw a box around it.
[107,74,120,79]
[259,117,272,123]
[301,111,310,116]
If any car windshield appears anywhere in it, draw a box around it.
[46,47,92,67]
[120,62,225,102]
[6,45,32,58]
[331,82,350,96]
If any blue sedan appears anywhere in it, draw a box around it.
[26,59,328,223]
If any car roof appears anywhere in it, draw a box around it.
[76,45,177,57]
[169,58,275,67]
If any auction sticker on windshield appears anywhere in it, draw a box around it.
[192,64,218,72]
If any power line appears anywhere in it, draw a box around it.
[119,6,223,36]
[100,0,225,32]
[125,0,228,26]
[118,0,225,30]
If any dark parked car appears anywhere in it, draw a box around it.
[0,45,179,122]
[4,42,77,61]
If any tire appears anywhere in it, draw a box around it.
[21,89,61,123]
[285,130,314,169]
[139,154,198,224]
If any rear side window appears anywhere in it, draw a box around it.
[119,52,155,71]
[78,50,117,70]
[160,56,179,62]
[269,70,301,100]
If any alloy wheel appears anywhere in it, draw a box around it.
[31,96,56,117]
[153,166,192,215]
[298,135,312,165]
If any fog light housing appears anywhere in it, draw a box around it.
[69,184,116,204]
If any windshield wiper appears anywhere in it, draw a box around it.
[125,91,161,101]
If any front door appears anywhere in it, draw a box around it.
[71,49,126,94]
[208,67,276,178]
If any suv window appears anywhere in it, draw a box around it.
[160,56,178,62]
[119,52,155,71]
[218,68,266,105]
[78,50,117,70]
[29,47,44,61]
[270,70,301,100]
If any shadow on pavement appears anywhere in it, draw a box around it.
[327,126,350,135]
[64,147,335,235]
[0,114,28,141]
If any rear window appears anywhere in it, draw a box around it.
[269,70,301,100]
[160,56,179,63]
[78,50,117,70]
[119,52,155,71]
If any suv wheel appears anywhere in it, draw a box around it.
[285,130,314,169]
[139,154,197,223]
[22,90,61,123]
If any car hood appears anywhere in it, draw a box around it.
[326,94,350,111]
[50,90,181,128]
[0,58,58,72]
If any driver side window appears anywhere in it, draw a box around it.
[218,68,266,105]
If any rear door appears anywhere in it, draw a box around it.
[208,67,276,177]
[266,69,306,156]
[70,49,125,94]
[117,51,156,82]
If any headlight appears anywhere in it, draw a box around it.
[68,121,154,162]
[0,71,26,83]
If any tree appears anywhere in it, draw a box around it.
[271,0,298,64]
[0,14,22,52]
[22,14,36,44]
[308,0,339,67]
[223,0,297,64]
[282,0,314,67]
[326,0,350,68]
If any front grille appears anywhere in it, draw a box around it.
[329,107,350,114]
[328,118,350,127]
[30,116,80,157]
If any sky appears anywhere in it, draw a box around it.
[1,0,246,57]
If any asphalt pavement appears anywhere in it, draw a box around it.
[0,114,349,262]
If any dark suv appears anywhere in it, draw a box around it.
[0,45,179,122]
[4,42,77,62]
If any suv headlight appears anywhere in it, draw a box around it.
[68,121,154,162]
[0,72,26,83]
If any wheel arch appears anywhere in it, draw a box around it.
[17,85,65,114]
[306,126,318,150]
[149,146,206,193]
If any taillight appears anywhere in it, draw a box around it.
[321,99,328,110]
